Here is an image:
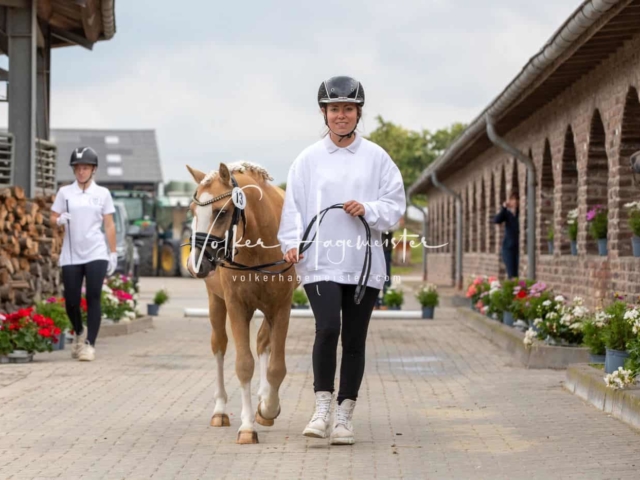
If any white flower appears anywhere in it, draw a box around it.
[547,312,558,320]
[594,311,611,328]
[604,368,635,390]
[542,300,551,307]
[572,305,589,319]
[623,308,640,322]
[533,318,542,326]
[554,295,565,303]
[523,328,537,348]
[102,284,113,293]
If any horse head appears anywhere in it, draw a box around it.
[186,163,239,278]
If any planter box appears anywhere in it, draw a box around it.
[100,316,154,338]
[459,308,589,369]
[565,364,640,431]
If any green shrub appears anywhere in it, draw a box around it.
[292,288,309,306]
[415,284,439,308]
[153,289,170,306]
[384,288,404,307]
[602,301,634,351]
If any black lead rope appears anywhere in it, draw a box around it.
[185,203,373,305]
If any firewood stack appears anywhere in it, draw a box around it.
[0,186,62,313]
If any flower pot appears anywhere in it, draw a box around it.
[632,236,640,257]
[547,241,554,254]
[147,303,160,316]
[8,350,34,364]
[388,305,401,311]
[503,311,514,326]
[570,241,578,256]
[605,348,629,374]
[52,332,66,351]
[589,353,606,364]
[422,306,434,319]
[597,238,608,256]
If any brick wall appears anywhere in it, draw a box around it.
[425,32,640,308]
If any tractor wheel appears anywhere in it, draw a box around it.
[138,234,158,276]
[179,228,193,278]
[159,242,179,277]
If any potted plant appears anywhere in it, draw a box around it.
[623,201,640,257]
[383,288,404,310]
[0,319,11,364]
[547,225,554,254]
[1,308,58,362]
[148,289,169,316]
[36,298,71,350]
[602,301,634,373]
[416,284,439,319]
[292,288,309,309]
[582,311,609,363]
[586,204,608,256]
[567,208,578,256]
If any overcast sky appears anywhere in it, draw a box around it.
[4,0,580,185]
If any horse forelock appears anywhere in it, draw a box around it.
[199,162,273,187]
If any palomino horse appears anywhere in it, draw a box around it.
[186,162,296,444]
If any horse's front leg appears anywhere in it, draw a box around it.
[256,307,290,426]
[208,293,230,427]
[228,304,259,444]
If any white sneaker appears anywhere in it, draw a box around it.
[330,399,356,445]
[78,342,95,362]
[71,329,87,359]
[303,391,333,438]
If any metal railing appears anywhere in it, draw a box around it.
[0,133,14,186]
[35,138,57,194]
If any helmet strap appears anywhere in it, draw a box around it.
[323,109,361,143]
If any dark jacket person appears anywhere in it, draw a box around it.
[493,193,519,278]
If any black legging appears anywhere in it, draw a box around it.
[304,281,380,404]
[62,260,108,346]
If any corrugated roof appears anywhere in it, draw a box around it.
[409,0,640,196]
[53,129,163,185]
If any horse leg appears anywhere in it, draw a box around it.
[209,293,230,427]
[256,319,270,406]
[255,309,290,427]
[228,305,259,444]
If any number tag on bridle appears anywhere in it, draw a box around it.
[232,187,246,210]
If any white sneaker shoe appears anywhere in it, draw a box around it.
[71,329,87,359]
[78,342,95,362]
[330,399,356,445]
[303,391,333,438]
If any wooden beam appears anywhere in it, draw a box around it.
[37,0,53,22]
[80,0,100,43]
[0,0,29,8]
[50,25,92,50]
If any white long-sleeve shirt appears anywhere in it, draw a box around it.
[277,134,406,290]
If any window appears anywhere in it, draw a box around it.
[106,154,122,163]
[107,167,123,176]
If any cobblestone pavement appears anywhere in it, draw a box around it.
[1,290,640,479]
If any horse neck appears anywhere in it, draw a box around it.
[234,180,282,264]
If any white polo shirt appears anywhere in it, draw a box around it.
[277,134,406,290]
[51,181,115,267]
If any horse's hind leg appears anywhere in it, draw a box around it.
[256,308,290,426]
[208,293,230,427]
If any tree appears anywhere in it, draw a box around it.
[366,116,466,192]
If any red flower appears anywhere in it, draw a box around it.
[38,328,51,338]
[517,290,527,299]
[80,298,88,312]
[53,327,61,335]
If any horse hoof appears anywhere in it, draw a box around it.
[236,431,259,444]
[210,414,230,427]
[255,403,280,427]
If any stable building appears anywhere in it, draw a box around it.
[408,0,640,306]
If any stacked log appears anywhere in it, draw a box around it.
[0,186,62,313]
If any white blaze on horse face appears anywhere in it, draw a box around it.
[213,352,227,415]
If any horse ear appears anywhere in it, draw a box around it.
[186,165,206,184]
[218,163,231,186]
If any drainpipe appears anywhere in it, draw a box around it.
[409,201,428,281]
[486,115,536,280]
[431,172,463,290]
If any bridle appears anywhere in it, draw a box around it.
[183,174,373,305]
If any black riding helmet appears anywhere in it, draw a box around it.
[318,76,365,142]
[69,147,99,167]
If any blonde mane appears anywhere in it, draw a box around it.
[200,161,273,186]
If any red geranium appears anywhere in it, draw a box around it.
[80,298,88,312]
[516,290,527,299]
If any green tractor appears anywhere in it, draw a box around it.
[112,190,188,277]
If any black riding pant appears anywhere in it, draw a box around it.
[304,281,380,404]
[62,260,108,346]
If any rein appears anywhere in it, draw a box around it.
[184,177,373,304]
